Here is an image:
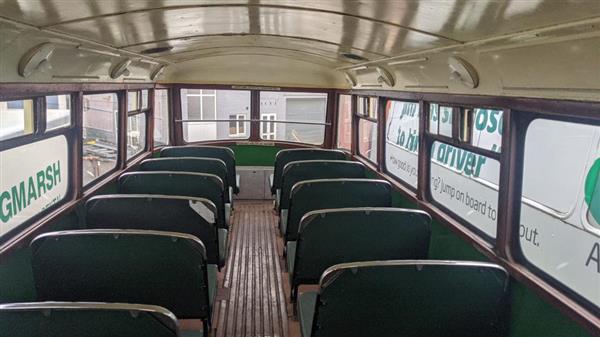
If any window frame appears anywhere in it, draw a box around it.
[335,94,353,152]
[153,88,171,147]
[125,90,150,162]
[355,95,379,164]
[0,92,77,244]
[81,91,122,188]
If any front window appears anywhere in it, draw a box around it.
[180,89,250,142]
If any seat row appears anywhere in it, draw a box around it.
[0,145,240,337]
[270,148,511,337]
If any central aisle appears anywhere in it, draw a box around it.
[212,201,297,337]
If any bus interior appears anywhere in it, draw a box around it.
[0,1,599,336]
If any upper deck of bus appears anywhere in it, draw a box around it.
[0,1,599,337]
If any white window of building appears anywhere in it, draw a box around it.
[229,114,246,137]
[261,113,276,140]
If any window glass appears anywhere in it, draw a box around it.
[181,89,250,142]
[520,119,600,309]
[357,96,377,119]
[358,118,378,163]
[127,113,147,159]
[429,104,453,137]
[472,108,503,152]
[385,100,419,188]
[154,89,169,147]
[82,93,118,186]
[0,135,69,238]
[0,99,34,141]
[127,91,139,112]
[141,90,149,110]
[259,91,327,145]
[336,94,352,151]
[430,141,499,238]
[46,95,71,131]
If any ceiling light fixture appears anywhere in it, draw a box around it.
[18,43,56,78]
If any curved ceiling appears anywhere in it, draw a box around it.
[1,0,599,66]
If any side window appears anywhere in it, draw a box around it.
[471,108,503,152]
[384,100,419,188]
[0,99,34,141]
[357,96,378,163]
[46,95,71,131]
[429,103,453,137]
[126,90,149,160]
[153,89,170,147]
[520,118,600,309]
[181,89,250,142]
[82,93,119,186]
[336,94,352,151]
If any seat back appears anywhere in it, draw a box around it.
[286,179,391,241]
[272,149,347,194]
[118,171,226,228]
[161,146,238,193]
[311,261,509,337]
[293,208,431,288]
[140,157,230,202]
[85,194,220,265]
[279,160,365,210]
[31,230,212,320]
[0,302,179,337]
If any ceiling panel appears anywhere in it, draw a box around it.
[126,35,388,62]
[46,6,449,55]
[0,0,598,64]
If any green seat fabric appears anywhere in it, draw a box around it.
[279,160,365,211]
[302,261,510,337]
[31,230,214,323]
[85,194,223,267]
[118,171,227,229]
[290,208,431,299]
[272,149,347,195]
[140,157,231,203]
[0,302,180,337]
[285,179,392,241]
[181,330,204,337]
[298,292,318,337]
[161,146,238,194]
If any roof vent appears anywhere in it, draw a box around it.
[141,46,173,54]
[341,52,368,61]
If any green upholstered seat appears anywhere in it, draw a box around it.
[31,230,216,335]
[271,149,347,195]
[160,146,238,194]
[284,179,392,241]
[118,171,228,228]
[85,194,224,267]
[0,302,181,337]
[288,207,431,301]
[279,160,366,212]
[298,260,510,337]
[140,157,231,203]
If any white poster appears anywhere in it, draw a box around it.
[0,135,69,237]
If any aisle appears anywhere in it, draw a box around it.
[212,201,294,337]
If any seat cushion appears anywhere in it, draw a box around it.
[298,291,318,337]
[181,329,203,337]
[280,209,288,236]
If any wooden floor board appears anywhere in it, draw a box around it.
[213,200,297,337]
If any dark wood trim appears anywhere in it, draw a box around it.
[250,90,261,141]
[417,100,430,201]
[323,91,336,149]
[377,96,386,170]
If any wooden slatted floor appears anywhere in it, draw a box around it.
[211,200,300,337]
